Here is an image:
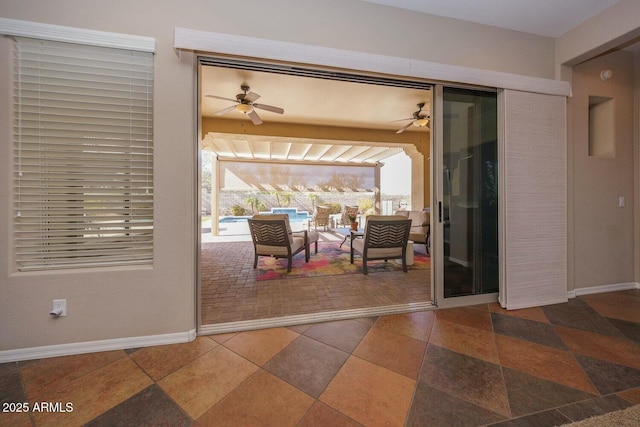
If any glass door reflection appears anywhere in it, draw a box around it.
[440,87,498,300]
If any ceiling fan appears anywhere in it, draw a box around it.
[393,102,430,134]
[205,85,284,125]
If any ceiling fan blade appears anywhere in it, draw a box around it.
[205,94,238,103]
[243,91,261,103]
[213,105,237,116]
[395,121,414,134]
[390,117,413,123]
[248,110,263,125]
[253,103,284,114]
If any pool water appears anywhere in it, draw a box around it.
[216,208,310,235]
[269,208,311,222]
[218,216,250,223]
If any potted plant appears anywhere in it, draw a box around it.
[348,214,358,231]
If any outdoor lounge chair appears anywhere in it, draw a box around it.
[395,209,430,254]
[350,215,411,275]
[341,205,360,227]
[248,214,315,272]
[311,205,331,231]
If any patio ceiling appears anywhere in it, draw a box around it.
[203,132,404,164]
[200,63,432,133]
[200,56,431,166]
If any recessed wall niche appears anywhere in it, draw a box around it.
[588,96,615,157]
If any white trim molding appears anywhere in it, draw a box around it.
[568,282,640,299]
[174,27,570,97]
[0,330,196,363]
[199,302,435,335]
[0,17,155,52]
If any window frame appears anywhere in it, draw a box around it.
[4,20,155,271]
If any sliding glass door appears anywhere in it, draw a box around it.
[433,86,499,307]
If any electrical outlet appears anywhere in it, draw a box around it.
[52,299,67,317]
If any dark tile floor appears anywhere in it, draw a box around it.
[1,289,639,426]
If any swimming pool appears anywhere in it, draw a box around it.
[267,208,311,222]
[218,216,250,223]
[217,208,310,235]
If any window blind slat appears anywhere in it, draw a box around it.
[13,37,154,271]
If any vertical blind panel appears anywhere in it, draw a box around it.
[502,90,567,309]
[13,38,154,271]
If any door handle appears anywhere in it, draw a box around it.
[438,201,442,223]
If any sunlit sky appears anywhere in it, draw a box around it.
[380,151,411,195]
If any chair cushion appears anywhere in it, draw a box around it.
[408,211,429,226]
[256,236,304,256]
[409,228,428,243]
[394,210,429,243]
[394,210,429,226]
[351,237,365,254]
[291,230,318,244]
[367,247,404,258]
[352,238,403,258]
[305,230,319,243]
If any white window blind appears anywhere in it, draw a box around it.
[13,37,154,271]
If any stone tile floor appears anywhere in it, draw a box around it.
[1,289,639,426]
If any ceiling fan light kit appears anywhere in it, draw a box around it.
[235,103,254,114]
[394,102,430,134]
[413,117,429,127]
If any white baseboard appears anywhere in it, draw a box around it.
[198,302,435,336]
[0,329,197,364]
[568,282,640,299]
[1,302,438,362]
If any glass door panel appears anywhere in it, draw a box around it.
[435,87,498,306]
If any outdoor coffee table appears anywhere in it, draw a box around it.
[335,228,363,247]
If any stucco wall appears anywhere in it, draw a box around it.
[570,50,636,289]
[0,0,558,354]
[0,0,636,355]
[556,0,640,69]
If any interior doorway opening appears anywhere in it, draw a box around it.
[197,56,434,333]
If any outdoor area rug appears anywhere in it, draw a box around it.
[256,242,430,280]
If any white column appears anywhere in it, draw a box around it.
[374,163,381,213]
[403,146,425,209]
[211,155,219,236]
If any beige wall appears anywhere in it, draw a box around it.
[0,0,558,77]
[0,0,636,355]
[556,0,640,69]
[635,54,640,283]
[0,0,557,354]
[0,2,202,351]
[557,0,640,291]
[570,50,636,289]
[0,36,198,351]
